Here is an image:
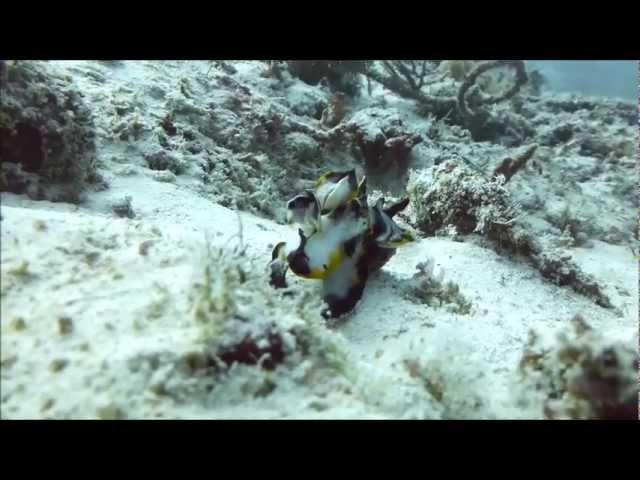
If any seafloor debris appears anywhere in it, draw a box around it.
[534,249,612,308]
[111,195,135,219]
[145,150,187,175]
[320,92,346,128]
[269,169,415,319]
[57,316,73,335]
[0,61,102,203]
[405,258,472,314]
[492,144,538,183]
[191,242,352,377]
[518,315,638,419]
[97,403,127,420]
[193,244,305,370]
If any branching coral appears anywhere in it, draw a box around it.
[364,63,458,119]
[380,61,439,92]
[455,61,533,143]
[364,60,532,144]
[457,60,528,119]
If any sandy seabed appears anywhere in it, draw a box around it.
[1,60,637,419]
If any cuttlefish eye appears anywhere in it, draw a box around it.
[288,193,314,210]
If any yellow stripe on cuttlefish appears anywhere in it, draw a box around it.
[385,232,416,248]
[315,171,335,188]
[301,248,345,280]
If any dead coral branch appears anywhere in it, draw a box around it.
[364,64,458,118]
[381,61,436,92]
[492,144,538,183]
[364,60,530,143]
[457,60,529,119]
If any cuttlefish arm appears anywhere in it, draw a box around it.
[384,197,410,218]
[320,233,369,320]
[269,241,289,289]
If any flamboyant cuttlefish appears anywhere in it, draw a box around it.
[269,169,414,319]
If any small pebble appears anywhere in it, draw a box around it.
[33,220,47,231]
[1,355,18,369]
[49,358,68,373]
[58,316,73,335]
[111,196,135,219]
[41,398,55,412]
[151,170,176,183]
[10,317,27,331]
[139,240,154,256]
[97,403,127,420]
[84,251,100,265]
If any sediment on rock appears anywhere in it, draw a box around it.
[408,162,613,308]
[0,61,101,203]
[519,315,638,419]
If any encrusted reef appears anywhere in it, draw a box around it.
[0,61,102,203]
[408,161,613,309]
[518,315,638,420]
